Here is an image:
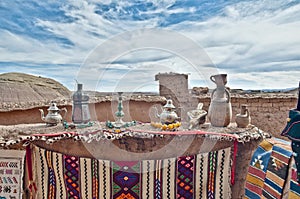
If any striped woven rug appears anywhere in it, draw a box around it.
[288,159,300,199]
[245,139,293,199]
[245,140,273,199]
[262,140,293,199]
[31,144,232,199]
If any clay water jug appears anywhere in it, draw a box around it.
[208,74,232,127]
[236,104,251,128]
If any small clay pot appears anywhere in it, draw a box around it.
[236,104,251,128]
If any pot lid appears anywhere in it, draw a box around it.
[47,102,60,111]
[163,99,176,109]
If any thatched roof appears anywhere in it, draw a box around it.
[0,73,166,112]
[0,72,71,111]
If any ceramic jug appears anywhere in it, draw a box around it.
[236,104,251,128]
[208,74,232,127]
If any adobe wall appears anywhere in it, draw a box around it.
[155,73,198,122]
[197,95,297,138]
[155,73,189,99]
[0,95,296,138]
[0,100,164,125]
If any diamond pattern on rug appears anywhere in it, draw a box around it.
[64,155,80,198]
[177,156,194,199]
[112,161,140,199]
[32,145,232,199]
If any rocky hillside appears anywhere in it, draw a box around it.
[0,72,71,111]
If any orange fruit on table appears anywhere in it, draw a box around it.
[162,124,168,130]
[168,124,174,130]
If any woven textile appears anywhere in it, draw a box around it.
[245,139,293,199]
[0,150,25,199]
[262,141,293,199]
[291,141,300,184]
[288,162,300,199]
[245,140,273,199]
[32,145,231,199]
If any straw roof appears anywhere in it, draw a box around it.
[0,72,71,111]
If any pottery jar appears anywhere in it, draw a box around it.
[208,88,232,127]
[236,104,251,128]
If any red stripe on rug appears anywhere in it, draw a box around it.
[263,184,281,199]
[248,166,266,180]
[292,168,298,181]
[271,152,289,164]
[245,181,263,196]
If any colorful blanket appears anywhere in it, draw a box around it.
[245,139,293,199]
[31,145,232,199]
[288,161,300,199]
[0,150,25,199]
[245,140,273,199]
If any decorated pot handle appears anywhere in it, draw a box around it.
[225,88,231,103]
[245,108,249,117]
[211,88,216,99]
[210,75,216,83]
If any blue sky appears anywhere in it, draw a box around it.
[1,0,300,91]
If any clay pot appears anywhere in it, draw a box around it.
[208,88,232,127]
[210,74,227,87]
[236,104,251,128]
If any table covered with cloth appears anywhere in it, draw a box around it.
[31,144,231,199]
[1,123,268,198]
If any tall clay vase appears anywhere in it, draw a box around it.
[208,88,232,127]
[236,104,251,128]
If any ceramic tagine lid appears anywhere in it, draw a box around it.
[163,99,176,109]
[47,102,60,112]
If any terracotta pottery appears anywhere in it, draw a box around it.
[236,104,251,128]
[210,74,227,87]
[208,74,232,127]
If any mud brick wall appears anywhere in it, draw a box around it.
[155,73,189,99]
[0,93,297,138]
[0,100,164,125]
[197,95,297,138]
[155,73,198,122]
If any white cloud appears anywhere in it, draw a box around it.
[1,0,300,91]
[0,30,84,64]
[73,29,218,91]
[229,71,300,90]
[171,0,300,79]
